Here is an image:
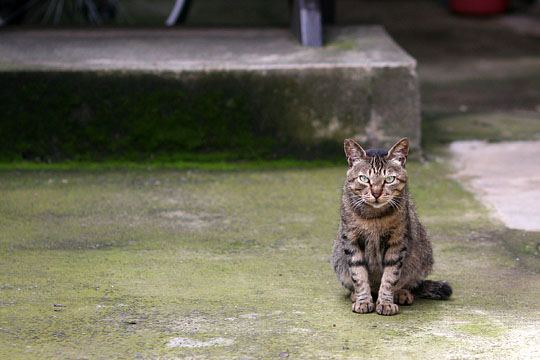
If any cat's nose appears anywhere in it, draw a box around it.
[371,189,383,199]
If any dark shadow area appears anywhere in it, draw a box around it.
[2,0,539,162]
[0,71,350,162]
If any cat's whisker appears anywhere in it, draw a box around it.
[388,197,403,211]
[351,197,365,210]
[388,198,398,210]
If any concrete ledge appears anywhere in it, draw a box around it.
[0,26,420,161]
[0,27,415,71]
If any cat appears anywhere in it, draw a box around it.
[332,138,452,316]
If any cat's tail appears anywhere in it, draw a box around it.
[413,280,452,300]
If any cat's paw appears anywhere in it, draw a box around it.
[376,301,399,316]
[352,300,374,314]
[394,289,414,305]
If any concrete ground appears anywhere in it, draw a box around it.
[451,140,540,232]
[1,157,539,359]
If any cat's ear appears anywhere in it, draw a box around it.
[344,138,367,167]
[387,138,409,166]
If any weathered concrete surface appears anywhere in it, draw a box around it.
[451,140,540,232]
[0,161,539,358]
[0,27,420,158]
[0,27,414,71]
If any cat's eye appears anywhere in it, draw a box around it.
[358,175,369,183]
[385,176,396,184]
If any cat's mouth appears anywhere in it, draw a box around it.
[368,200,388,209]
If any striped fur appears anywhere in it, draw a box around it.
[332,138,452,316]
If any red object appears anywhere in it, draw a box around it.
[450,0,509,15]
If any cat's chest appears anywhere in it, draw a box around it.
[350,218,396,268]
[350,217,396,244]
[364,231,388,262]
[362,231,391,285]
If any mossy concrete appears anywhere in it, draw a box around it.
[1,159,539,358]
[423,111,540,146]
[0,27,420,161]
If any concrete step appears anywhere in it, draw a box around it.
[0,26,420,161]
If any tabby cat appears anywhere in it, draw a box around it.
[332,138,452,316]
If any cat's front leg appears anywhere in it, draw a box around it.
[376,241,407,316]
[348,246,374,314]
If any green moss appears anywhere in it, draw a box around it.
[0,159,341,172]
[328,39,357,51]
[0,70,369,163]
[453,313,508,339]
[497,228,540,273]
[422,111,540,150]
[0,160,539,358]
[456,322,506,338]
[0,71,262,161]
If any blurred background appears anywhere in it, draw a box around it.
[1,0,538,27]
[1,0,540,163]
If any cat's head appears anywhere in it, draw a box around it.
[343,138,409,209]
